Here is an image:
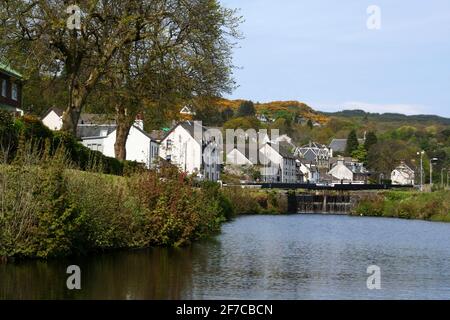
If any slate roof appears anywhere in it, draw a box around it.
[329,138,365,153]
[42,107,64,118]
[329,139,347,152]
[77,124,117,139]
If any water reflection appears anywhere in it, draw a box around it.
[2,215,450,300]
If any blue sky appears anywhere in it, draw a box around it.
[221,0,450,117]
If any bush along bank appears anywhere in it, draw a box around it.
[0,158,234,260]
[0,111,142,176]
[351,190,450,222]
[223,187,288,215]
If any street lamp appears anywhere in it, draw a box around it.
[430,158,438,186]
[417,151,425,191]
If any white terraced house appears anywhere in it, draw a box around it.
[80,120,160,169]
[259,141,297,183]
[159,121,221,182]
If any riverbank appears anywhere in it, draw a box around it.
[0,162,236,260]
[0,158,290,261]
[351,190,450,222]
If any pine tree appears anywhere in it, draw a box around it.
[346,129,359,156]
[364,131,378,151]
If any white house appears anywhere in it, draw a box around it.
[328,158,368,183]
[256,113,270,123]
[42,107,64,131]
[259,141,297,183]
[81,121,159,169]
[391,162,415,185]
[159,122,221,181]
[297,161,320,183]
[42,108,114,131]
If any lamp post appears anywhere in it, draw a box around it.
[417,151,425,191]
[430,158,438,186]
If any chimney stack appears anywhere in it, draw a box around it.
[134,113,144,130]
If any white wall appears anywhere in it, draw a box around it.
[159,125,202,174]
[259,144,297,183]
[42,111,63,131]
[102,126,154,168]
[81,137,105,153]
[329,161,353,182]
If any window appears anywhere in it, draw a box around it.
[1,79,6,97]
[11,83,18,101]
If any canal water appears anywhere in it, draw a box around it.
[1,215,450,300]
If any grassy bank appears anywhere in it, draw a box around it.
[0,161,234,260]
[352,190,450,222]
[223,188,288,215]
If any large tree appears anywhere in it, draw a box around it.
[0,0,241,137]
[346,129,359,156]
[101,1,240,160]
[364,131,378,151]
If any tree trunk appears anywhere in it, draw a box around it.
[62,82,84,135]
[114,106,132,161]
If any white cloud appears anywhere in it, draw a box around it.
[317,101,427,115]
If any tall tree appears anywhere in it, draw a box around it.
[346,129,359,156]
[104,1,241,160]
[364,131,378,151]
[0,0,241,136]
[237,100,255,117]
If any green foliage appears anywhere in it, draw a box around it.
[351,144,368,164]
[0,110,19,163]
[223,116,261,130]
[221,107,234,122]
[237,100,256,117]
[364,131,378,151]
[0,162,237,259]
[346,129,359,156]
[353,190,450,221]
[222,188,288,215]
[1,114,137,176]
